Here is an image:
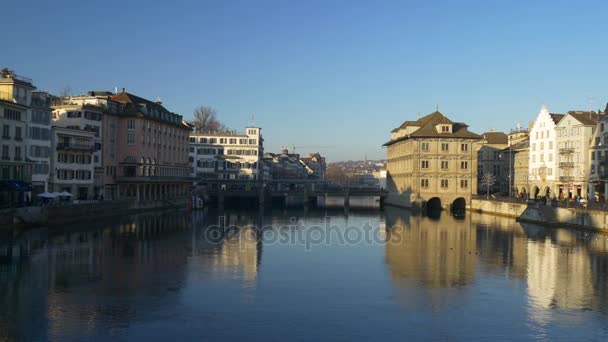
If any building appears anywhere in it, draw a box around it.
[300,152,326,180]
[51,102,103,197]
[589,110,608,202]
[555,111,598,200]
[49,126,95,199]
[383,111,484,209]
[528,105,563,199]
[509,138,531,197]
[478,130,509,195]
[262,149,307,180]
[65,90,192,201]
[189,127,263,186]
[28,91,53,195]
[0,69,35,207]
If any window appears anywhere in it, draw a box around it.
[220,138,227,144]
[421,160,429,169]
[460,179,468,188]
[14,146,21,160]
[461,161,468,169]
[239,138,247,144]
[548,141,553,149]
[441,161,449,169]
[2,125,9,139]
[14,127,22,140]
[3,109,22,121]
[421,142,429,151]
[441,143,449,151]
[421,179,429,188]
[249,139,257,145]
[209,138,217,144]
[440,179,448,188]
[128,119,135,130]
[199,137,207,143]
[441,125,450,133]
[127,132,135,145]
[461,143,468,152]
[229,138,237,144]
[1,145,8,159]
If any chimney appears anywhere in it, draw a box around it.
[122,87,126,94]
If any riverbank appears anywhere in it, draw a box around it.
[469,198,608,233]
[0,198,188,229]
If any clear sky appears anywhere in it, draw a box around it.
[4,0,608,161]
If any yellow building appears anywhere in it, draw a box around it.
[383,111,484,209]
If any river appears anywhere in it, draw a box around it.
[1,207,607,341]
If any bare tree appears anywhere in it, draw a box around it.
[190,106,233,133]
[481,173,497,199]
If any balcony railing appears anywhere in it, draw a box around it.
[559,148,575,154]
[56,143,94,151]
[559,162,574,168]
[559,176,574,182]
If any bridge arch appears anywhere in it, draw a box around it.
[451,197,466,213]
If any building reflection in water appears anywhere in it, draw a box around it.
[383,206,608,322]
[191,209,263,285]
[0,211,192,341]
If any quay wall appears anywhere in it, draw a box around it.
[1,199,188,228]
[470,198,608,233]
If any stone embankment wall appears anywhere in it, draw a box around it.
[1,199,188,228]
[470,198,608,232]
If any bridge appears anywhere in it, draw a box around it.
[193,179,387,209]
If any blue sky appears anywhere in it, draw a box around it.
[4,0,608,161]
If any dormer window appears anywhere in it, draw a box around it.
[440,125,451,133]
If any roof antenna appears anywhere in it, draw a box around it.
[436,104,439,112]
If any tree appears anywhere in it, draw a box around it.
[190,106,232,133]
[481,173,497,199]
[326,165,351,187]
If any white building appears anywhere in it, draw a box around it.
[189,126,263,184]
[49,126,96,199]
[528,105,563,199]
[51,103,103,196]
[555,111,597,200]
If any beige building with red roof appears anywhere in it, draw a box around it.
[383,111,484,210]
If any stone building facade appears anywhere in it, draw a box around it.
[49,126,96,198]
[383,111,484,209]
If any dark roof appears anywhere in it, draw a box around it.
[567,111,599,126]
[503,139,530,151]
[111,92,189,129]
[383,111,482,146]
[549,113,565,125]
[482,131,508,145]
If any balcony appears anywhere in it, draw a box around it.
[559,162,574,168]
[559,148,575,154]
[56,143,94,151]
[559,176,574,182]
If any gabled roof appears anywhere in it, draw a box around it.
[549,113,565,125]
[567,111,599,126]
[482,131,508,145]
[384,111,482,146]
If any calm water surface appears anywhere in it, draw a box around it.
[1,207,608,341]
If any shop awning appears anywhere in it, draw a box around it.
[0,180,33,192]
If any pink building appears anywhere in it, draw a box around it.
[67,90,191,201]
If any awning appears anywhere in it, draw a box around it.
[0,180,33,192]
